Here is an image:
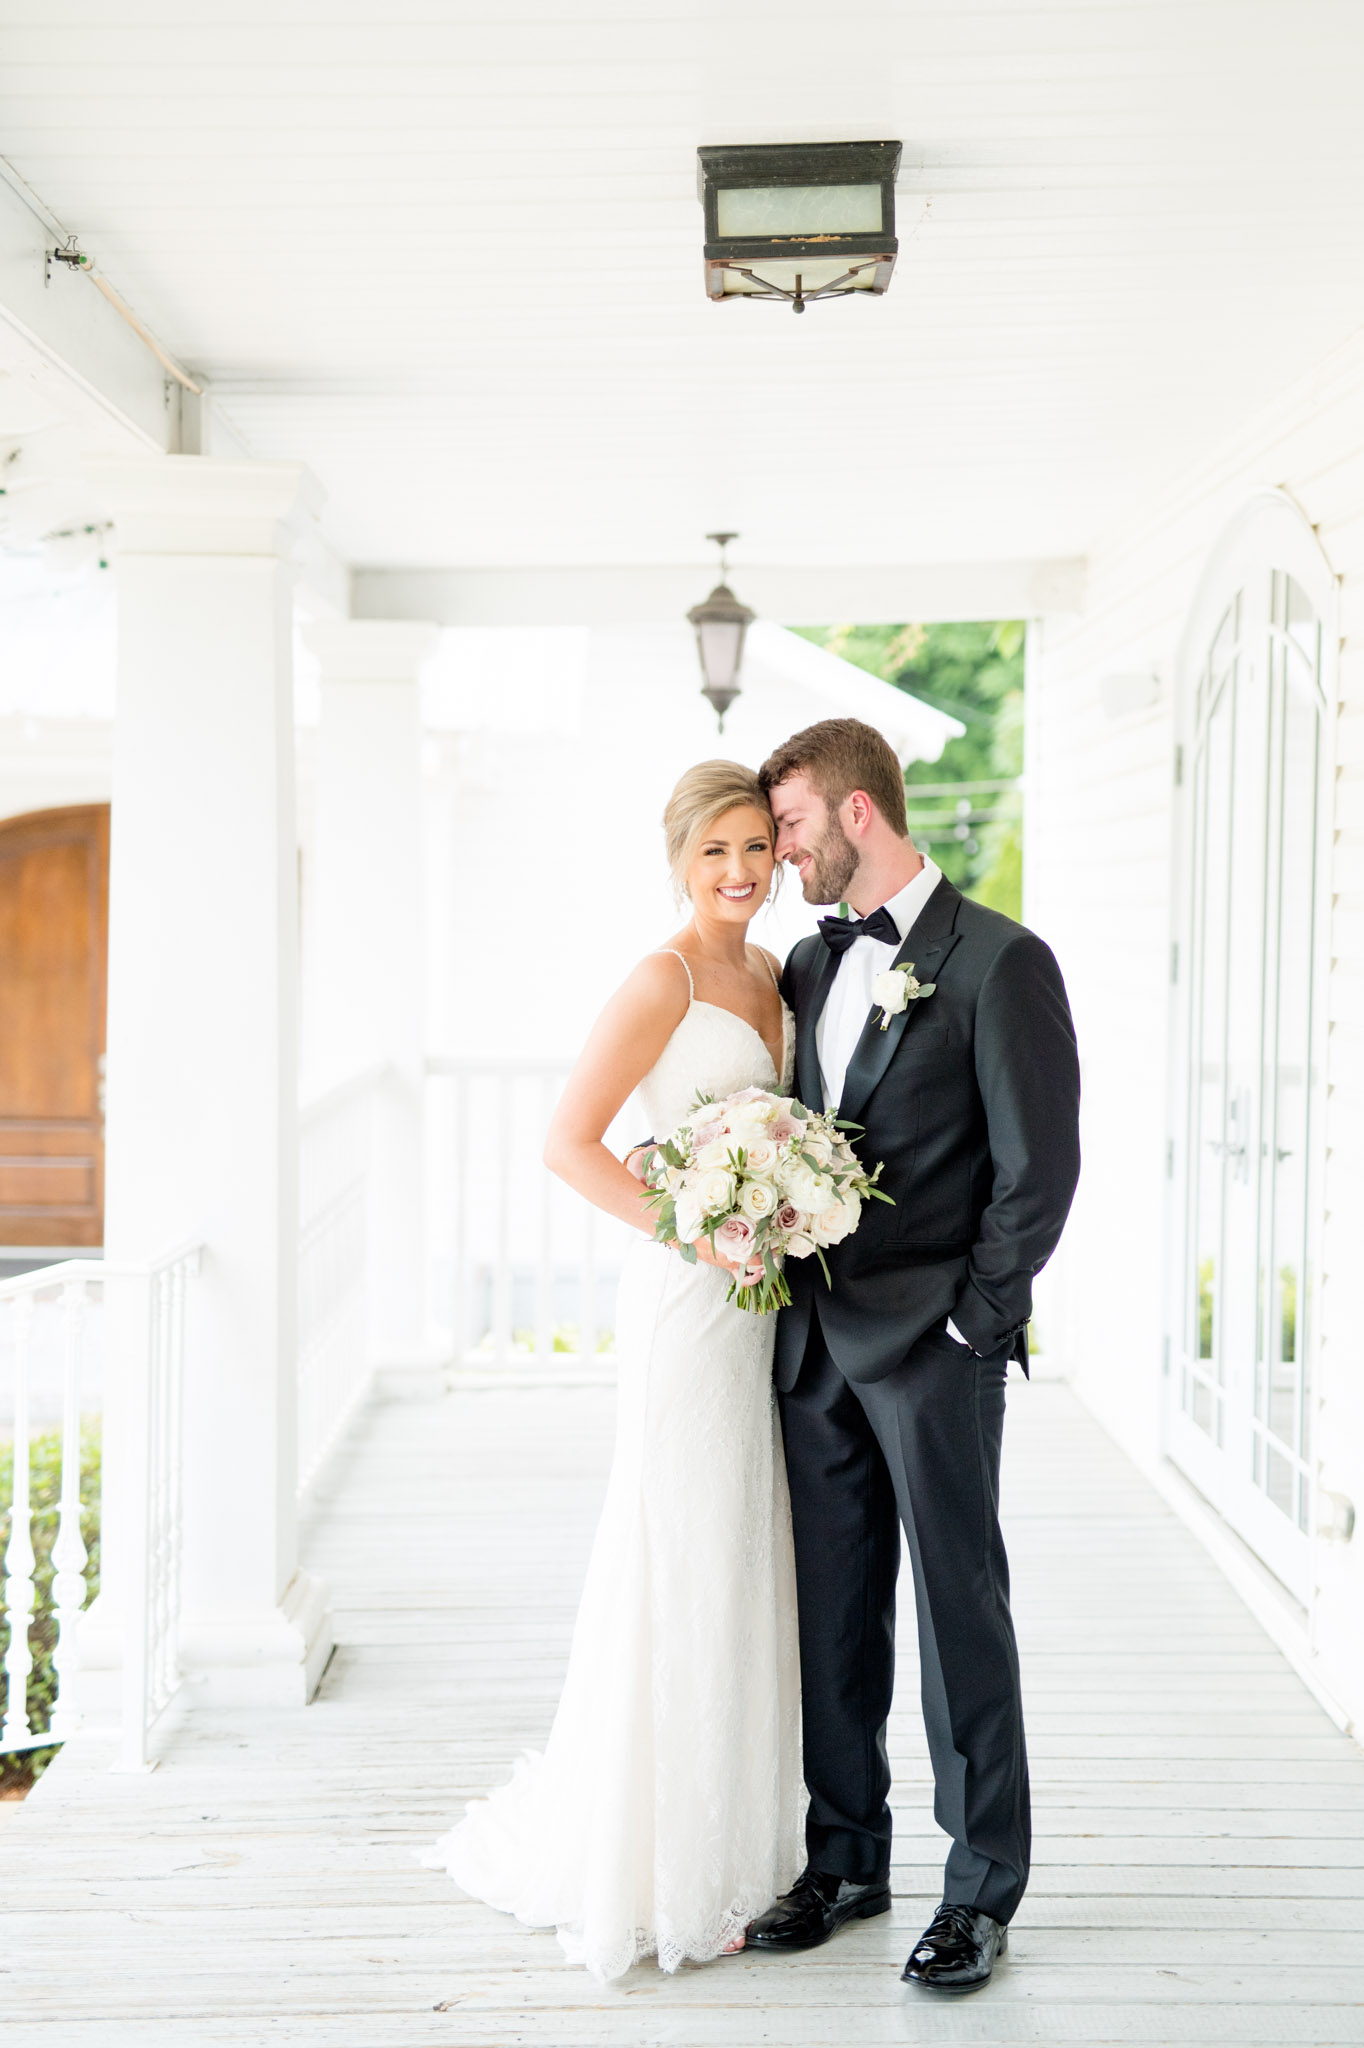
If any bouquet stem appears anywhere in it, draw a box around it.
[728,1269,793,1315]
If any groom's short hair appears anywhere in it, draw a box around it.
[759,718,910,838]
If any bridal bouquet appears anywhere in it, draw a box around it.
[637,1086,892,1315]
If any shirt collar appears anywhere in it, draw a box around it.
[881,855,943,943]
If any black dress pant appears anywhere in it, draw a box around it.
[778,1313,1029,1924]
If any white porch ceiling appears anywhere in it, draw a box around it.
[4,1,1364,589]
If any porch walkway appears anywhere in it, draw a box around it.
[3,1378,1363,2047]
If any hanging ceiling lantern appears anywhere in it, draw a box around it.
[688,533,755,730]
[697,140,902,313]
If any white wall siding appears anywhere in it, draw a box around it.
[1030,326,1364,1735]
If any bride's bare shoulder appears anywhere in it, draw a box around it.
[602,949,693,1026]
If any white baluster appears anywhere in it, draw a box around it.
[580,1203,599,1365]
[118,1266,154,1772]
[152,1265,180,1716]
[163,1259,187,1713]
[3,1295,37,1748]
[453,1072,473,1362]
[48,1278,91,1741]
[492,1077,513,1365]
[535,1072,556,1362]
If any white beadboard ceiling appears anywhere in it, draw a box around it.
[4,0,1364,578]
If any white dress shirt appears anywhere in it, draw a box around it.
[816,856,943,1113]
[813,855,975,1353]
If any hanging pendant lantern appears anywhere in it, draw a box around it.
[688,533,755,730]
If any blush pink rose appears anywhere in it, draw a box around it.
[714,1214,756,1261]
[770,1117,798,1145]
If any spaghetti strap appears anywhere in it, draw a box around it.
[653,948,696,1002]
[752,947,782,995]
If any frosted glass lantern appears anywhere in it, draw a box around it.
[698,141,902,312]
[688,534,756,729]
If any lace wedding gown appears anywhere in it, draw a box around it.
[423,957,805,1982]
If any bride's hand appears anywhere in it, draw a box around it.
[691,1237,766,1287]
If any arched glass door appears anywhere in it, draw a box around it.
[1171,514,1332,1603]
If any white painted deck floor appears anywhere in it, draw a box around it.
[3,1377,1364,2047]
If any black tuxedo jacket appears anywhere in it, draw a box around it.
[775,878,1081,1390]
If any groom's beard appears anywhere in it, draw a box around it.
[797,817,860,905]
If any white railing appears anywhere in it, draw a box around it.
[0,1242,199,1775]
[0,1260,102,1758]
[426,1054,634,1368]
[297,1064,384,1492]
[118,1242,200,1773]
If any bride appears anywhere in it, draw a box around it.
[423,761,805,1982]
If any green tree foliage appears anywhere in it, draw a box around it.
[0,1428,101,1793]
[794,620,1025,919]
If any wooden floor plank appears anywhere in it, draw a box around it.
[1,1379,1362,2043]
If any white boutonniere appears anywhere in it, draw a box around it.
[870,961,937,1031]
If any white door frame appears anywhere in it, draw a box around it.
[1165,489,1338,1606]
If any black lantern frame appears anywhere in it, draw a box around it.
[697,140,902,313]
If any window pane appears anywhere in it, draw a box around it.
[1255,658,1320,1512]
[1187,650,1235,1434]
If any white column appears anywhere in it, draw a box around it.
[92,456,331,1707]
[302,621,439,1376]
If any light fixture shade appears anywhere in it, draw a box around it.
[688,580,755,726]
[697,140,902,310]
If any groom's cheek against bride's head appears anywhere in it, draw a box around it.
[761,767,859,906]
[759,718,916,904]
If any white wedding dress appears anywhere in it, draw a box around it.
[423,954,805,1982]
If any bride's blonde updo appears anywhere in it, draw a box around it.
[664,760,777,903]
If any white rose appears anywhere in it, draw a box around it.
[784,1165,834,1214]
[801,1130,834,1166]
[697,1168,737,1215]
[871,967,910,1016]
[674,1191,705,1243]
[739,1178,777,1221]
[743,1138,779,1176]
[811,1198,859,1247]
[784,1232,817,1260]
[694,1139,738,1173]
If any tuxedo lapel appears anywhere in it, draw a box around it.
[838,880,964,1127]
[795,939,841,1110]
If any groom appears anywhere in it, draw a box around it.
[746,717,1081,1992]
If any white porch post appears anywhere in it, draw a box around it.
[302,620,439,1375]
[93,456,331,1706]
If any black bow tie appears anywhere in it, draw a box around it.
[818,905,901,954]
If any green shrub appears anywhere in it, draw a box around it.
[0,1427,101,1793]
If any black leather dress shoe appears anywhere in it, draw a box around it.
[902,1902,1007,1991]
[747,1868,892,1951]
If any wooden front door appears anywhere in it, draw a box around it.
[0,805,109,1247]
